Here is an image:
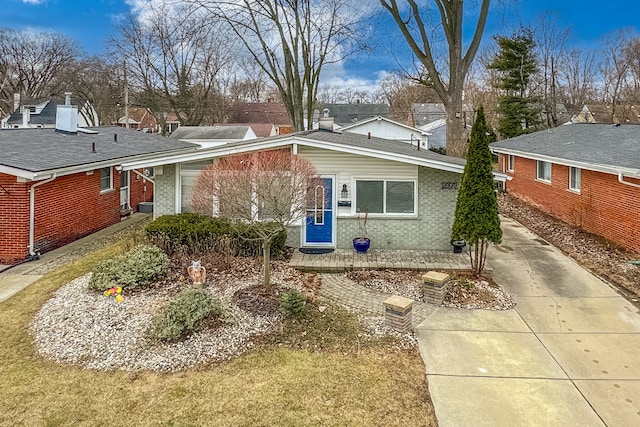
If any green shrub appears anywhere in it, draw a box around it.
[149,289,224,342]
[145,213,231,254]
[279,289,308,319]
[88,245,169,291]
[145,213,287,257]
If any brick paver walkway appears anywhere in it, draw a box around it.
[290,248,468,272]
[291,249,469,327]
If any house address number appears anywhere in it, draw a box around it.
[441,182,458,190]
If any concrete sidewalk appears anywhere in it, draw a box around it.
[0,214,149,303]
[415,217,640,426]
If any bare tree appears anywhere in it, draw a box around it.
[190,150,321,287]
[110,2,234,131]
[193,0,367,131]
[49,56,124,126]
[380,0,491,157]
[557,48,599,110]
[532,12,570,127]
[599,30,634,119]
[0,28,79,112]
[379,72,438,122]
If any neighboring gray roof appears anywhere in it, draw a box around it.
[169,126,251,140]
[322,104,390,126]
[7,99,57,125]
[0,126,197,175]
[491,123,640,174]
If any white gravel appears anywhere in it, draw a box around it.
[30,273,280,372]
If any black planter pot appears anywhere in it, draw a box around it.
[353,237,371,254]
[451,239,466,253]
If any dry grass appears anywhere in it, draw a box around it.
[0,239,436,427]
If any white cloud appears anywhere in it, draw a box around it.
[21,0,46,4]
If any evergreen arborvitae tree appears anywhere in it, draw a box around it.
[451,106,502,277]
[489,27,541,138]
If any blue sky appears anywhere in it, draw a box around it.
[2,0,639,88]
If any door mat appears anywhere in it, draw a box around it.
[299,248,334,255]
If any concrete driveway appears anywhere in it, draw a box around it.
[416,217,640,426]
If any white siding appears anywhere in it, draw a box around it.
[300,146,418,217]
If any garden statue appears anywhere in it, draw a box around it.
[188,260,206,285]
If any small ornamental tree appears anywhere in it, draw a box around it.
[451,106,502,277]
[190,150,322,287]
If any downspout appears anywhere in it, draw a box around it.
[29,174,56,258]
[618,172,640,189]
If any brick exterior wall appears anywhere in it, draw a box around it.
[335,167,460,250]
[0,173,30,263]
[500,154,640,253]
[0,168,148,264]
[155,164,461,251]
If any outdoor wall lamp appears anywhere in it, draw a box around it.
[341,183,348,198]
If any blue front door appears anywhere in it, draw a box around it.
[304,177,333,246]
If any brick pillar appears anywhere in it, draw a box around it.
[422,271,450,305]
[383,295,413,333]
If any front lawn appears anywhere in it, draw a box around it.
[0,239,437,426]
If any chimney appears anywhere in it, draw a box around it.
[55,93,78,134]
[318,116,334,131]
[13,93,20,112]
[22,107,30,128]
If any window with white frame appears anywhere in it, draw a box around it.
[536,161,551,182]
[507,155,515,172]
[100,167,112,192]
[569,167,581,192]
[355,180,415,214]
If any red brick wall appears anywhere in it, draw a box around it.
[500,154,640,253]
[0,173,30,263]
[0,168,150,264]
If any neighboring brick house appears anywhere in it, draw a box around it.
[228,101,294,134]
[0,104,196,264]
[491,123,640,253]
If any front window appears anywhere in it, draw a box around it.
[100,167,112,192]
[507,155,515,172]
[569,167,581,192]
[355,180,415,214]
[536,161,551,182]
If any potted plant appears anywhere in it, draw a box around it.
[450,238,466,253]
[353,210,371,253]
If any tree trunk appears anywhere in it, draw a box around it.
[262,238,271,288]
[445,97,468,158]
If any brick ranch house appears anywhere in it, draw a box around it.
[491,123,640,253]
[0,104,196,264]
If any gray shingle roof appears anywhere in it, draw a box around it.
[322,104,390,126]
[0,126,197,173]
[490,123,640,173]
[169,126,251,140]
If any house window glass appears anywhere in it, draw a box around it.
[386,181,415,213]
[569,167,581,191]
[356,180,384,213]
[355,180,415,214]
[536,161,551,182]
[507,155,515,172]
[100,167,112,192]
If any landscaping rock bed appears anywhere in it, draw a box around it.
[345,270,516,310]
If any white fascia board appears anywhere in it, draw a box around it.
[490,147,640,177]
[1,149,198,180]
[122,134,469,175]
[340,115,424,134]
